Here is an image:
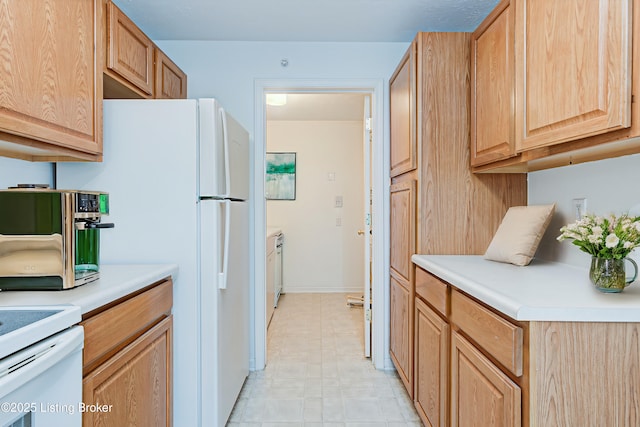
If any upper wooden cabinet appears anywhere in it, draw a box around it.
[474,0,640,173]
[105,1,154,97]
[0,0,103,161]
[103,0,187,99]
[515,0,632,151]
[155,49,188,99]
[471,0,516,166]
[389,42,417,177]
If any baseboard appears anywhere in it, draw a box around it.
[282,286,363,294]
[384,357,395,371]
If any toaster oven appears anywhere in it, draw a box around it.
[0,187,114,290]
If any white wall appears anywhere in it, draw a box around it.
[156,40,407,371]
[0,158,52,189]
[529,153,640,269]
[267,120,364,293]
[156,41,408,129]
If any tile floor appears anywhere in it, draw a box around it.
[227,293,422,426]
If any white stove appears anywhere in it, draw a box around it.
[0,305,83,427]
[0,305,80,359]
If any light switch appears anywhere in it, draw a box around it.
[336,217,342,226]
[335,196,343,208]
[328,172,336,181]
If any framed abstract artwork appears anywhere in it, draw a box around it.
[266,152,296,200]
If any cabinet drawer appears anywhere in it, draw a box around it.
[451,289,522,376]
[81,279,173,372]
[415,267,449,317]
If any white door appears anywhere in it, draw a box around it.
[362,95,373,358]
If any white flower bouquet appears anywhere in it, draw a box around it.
[557,213,640,260]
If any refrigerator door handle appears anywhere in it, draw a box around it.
[218,200,231,289]
[220,108,231,198]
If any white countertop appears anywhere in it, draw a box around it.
[412,255,640,322]
[0,264,178,315]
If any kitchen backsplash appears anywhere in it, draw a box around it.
[0,158,53,189]
[529,152,640,269]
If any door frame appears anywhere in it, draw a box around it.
[253,78,390,371]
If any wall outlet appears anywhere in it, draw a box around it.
[336,217,342,226]
[573,198,587,220]
[335,196,343,208]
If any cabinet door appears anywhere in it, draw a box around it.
[390,274,412,395]
[0,0,102,160]
[390,180,416,283]
[515,0,632,151]
[471,0,516,166]
[451,330,521,427]
[415,297,449,427]
[154,48,187,99]
[390,41,417,177]
[106,1,154,97]
[83,316,173,427]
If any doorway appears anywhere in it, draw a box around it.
[265,92,368,350]
[253,79,388,372]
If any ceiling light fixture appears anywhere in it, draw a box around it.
[266,94,287,106]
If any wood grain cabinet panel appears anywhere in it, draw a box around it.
[0,0,102,161]
[83,316,172,427]
[415,266,449,318]
[390,180,416,283]
[471,0,516,166]
[451,290,523,377]
[414,297,449,427]
[389,42,417,177]
[82,278,173,427]
[81,279,173,373]
[389,31,526,403]
[105,1,154,97]
[390,274,413,395]
[451,330,521,427]
[154,48,187,99]
[529,322,640,426]
[515,0,632,151]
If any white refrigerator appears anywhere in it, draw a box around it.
[56,98,250,427]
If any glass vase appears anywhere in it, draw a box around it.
[589,257,638,293]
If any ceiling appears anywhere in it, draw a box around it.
[266,93,366,121]
[112,0,500,43]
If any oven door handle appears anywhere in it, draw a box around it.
[0,327,83,399]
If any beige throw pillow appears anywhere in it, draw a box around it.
[484,204,556,266]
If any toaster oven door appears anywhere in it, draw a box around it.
[0,192,67,290]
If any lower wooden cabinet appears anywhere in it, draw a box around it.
[390,274,413,394]
[83,316,173,427]
[414,297,449,427]
[81,278,173,427]
[414,266,523,427]
[451,330,521,427]
[414,264,640,426]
